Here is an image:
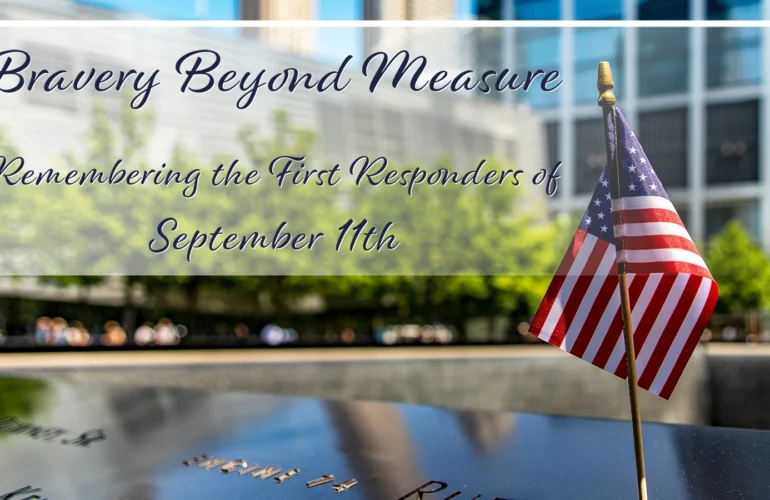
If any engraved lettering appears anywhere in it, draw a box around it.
[397,481,449,499]
[274,468,300,483]
[333,478,358,493]
[443,493,481,500]
[252,465,282,479]
[198,457,227,470]
[183,453,208,465]
[0,486,44,500]
[68,429,106,447]
[220,459,248,473]
[306,475,335,488]
[239,463,262,476]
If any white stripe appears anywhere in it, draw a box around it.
[614,221,694,241]
[0,21,769,28]
[582,278,632,364]
[617,248,708,269]
[538,235,598,343]
[604,274,663,373]
[648,279,713,395]
[611,197,678,213]
[560,246,617,351]
[635,274,691,378]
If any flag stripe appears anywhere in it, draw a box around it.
[634,274,692,383]
[561,246,617,351]
[530,107,718,400]
[613,208,684,226]
[625,261,713,280]
[614,221,693,240]
[537,234,600,343]
[618,248,708,269]
[638,275,704,389]
[607,274,662,377]
[569,275,619,358]
[612,196,677,212]
[619,234,700,255]
[649,278,714,395]
[592,275,648,369]
[613,274,676,378]
[659,281,720,399]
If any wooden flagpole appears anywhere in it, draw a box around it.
[597,61,649,500]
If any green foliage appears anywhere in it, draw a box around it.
[0,378,49,421]
[706,221,770,313]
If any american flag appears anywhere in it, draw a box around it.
[529,107,718,400]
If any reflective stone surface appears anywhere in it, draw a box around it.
[0,374,769,500]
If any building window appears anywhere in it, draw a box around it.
[637,0,689,20]
[514,0,561,20]
[574,118,606,194]
[707,0,762,89]
[575,28,623,105]
[636,1,688,96]
[638,108,688,188]
[637,28,688,96]
[546,122,561,197]
[706,202,760,242]
[513,0,560,109]
[706,100,759,185]
[515,28,561,109]
[575,0,622,20]
[477,0,503,20]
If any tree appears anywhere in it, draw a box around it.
[706,220,770,313]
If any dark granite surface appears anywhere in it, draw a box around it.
[0,374,768,500]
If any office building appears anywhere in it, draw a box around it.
[239,0,316,56]
[477,0,768,250]
[363,0,456,58]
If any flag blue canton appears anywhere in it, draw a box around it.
[578,108,670,245]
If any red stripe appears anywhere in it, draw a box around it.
[614,274,677,378]
[556,231,586,276]
[570,275,618,358]
[530,231,587,336]
[612,208,684,226]
[619,234,700,255]
[659,280,720,399]
[549,240,610,347]
[637,275,704,389]
[625,261,713,280]
[592,275,648,369]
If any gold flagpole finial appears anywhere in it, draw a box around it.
[597,61,616,107]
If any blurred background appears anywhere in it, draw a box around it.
[0,0,768,430]
[0,0,764,349]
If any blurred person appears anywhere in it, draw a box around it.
[34,316,52,346]
[154,318,180,346]
[340,328,356,345]
[66,320,92,347]
[133,322,155,346]
[50,317,69,346]
[723,325,738,342]
[101,320,127,347]
[234,323,250,340]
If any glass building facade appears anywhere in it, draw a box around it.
[479,0,768,249]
